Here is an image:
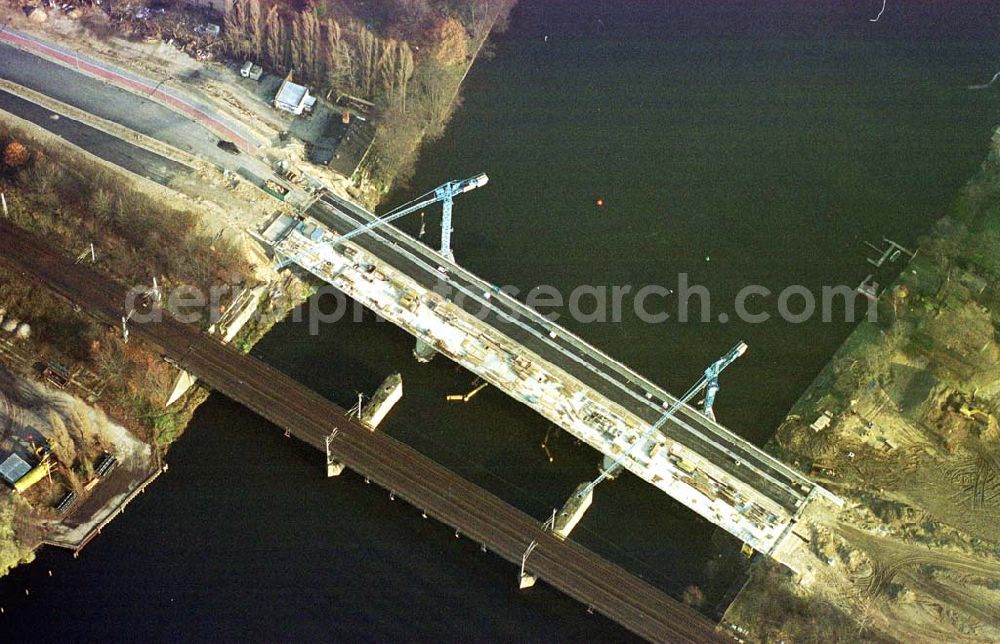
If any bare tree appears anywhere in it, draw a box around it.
[47,410,77,469]
[356,25,378,98]
[264,5,287,72]
[223,0,250,58]
[379,40,414,111]
[290,13,306,78]
[300,6,323,83]
[464,0,512,44]
[324,18,354,92]
[247,0,264,61]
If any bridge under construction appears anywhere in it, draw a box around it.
[264,180,840,569]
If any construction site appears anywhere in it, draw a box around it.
[263,183,842,572]
[0,1,998,641]
[724,151,1000,641]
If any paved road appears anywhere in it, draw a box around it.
[0,42,257,173]
[0,219,721,644]
[308,194,816,516]
[0,88,189,185]
[0,27,258,152]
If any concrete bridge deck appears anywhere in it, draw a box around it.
[311,194,810,508]
[273,193,837,560]
[0,218,721,643]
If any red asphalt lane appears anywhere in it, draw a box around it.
[0,28,258,153]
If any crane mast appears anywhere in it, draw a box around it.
[276,173,488,269]
[433,175,488,260]
[701,341,748,420]
[578,341,747,499]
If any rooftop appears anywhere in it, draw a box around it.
[275,79,316,113]
[276,80,307,107]
[0,452,31,484]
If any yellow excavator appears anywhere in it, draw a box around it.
[12,437,56,494]
[944,392,993,425]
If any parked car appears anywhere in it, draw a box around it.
[217,140,240,155]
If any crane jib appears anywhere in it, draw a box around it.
[279,174,488,269]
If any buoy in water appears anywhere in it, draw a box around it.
[595,198,604,207]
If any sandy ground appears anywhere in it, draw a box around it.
[0,362,158,551]
[724,246,1000,642]
[0,364,149,466]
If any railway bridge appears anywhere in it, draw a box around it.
[0,219,721,643]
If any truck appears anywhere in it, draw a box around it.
[240,61,264,81]
[262,179,290,201]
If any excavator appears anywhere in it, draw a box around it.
[944,391,993,426]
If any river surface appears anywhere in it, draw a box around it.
[2,1,999,640]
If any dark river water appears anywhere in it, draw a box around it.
[2,1,999,640]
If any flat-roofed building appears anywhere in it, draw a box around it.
[274,79,317,116]
[0,453,31,486]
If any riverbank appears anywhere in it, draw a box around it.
[0,2,516,579]
[723,128,1000,642]
[0,110,278,574]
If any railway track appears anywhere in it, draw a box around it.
[0,219,721,643]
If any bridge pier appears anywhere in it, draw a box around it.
[325,432,345,476]
[361,373,403,430]
[413,337,436,363]
[553,483,594,540]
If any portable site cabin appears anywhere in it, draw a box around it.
[240,61,264,81]
[0,453,31,487]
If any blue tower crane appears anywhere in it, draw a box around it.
[578,341,747,498]
[276,173,488,269]
[700,341,748,421]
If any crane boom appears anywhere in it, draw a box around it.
[701,341,748,420]
[578,341,747,499]
[276,173,488,269]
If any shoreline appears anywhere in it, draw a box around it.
[0,4,513,577]
[722,127,1000,641]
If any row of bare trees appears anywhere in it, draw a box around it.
[224,1,417,110]
[223,0,516,188]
